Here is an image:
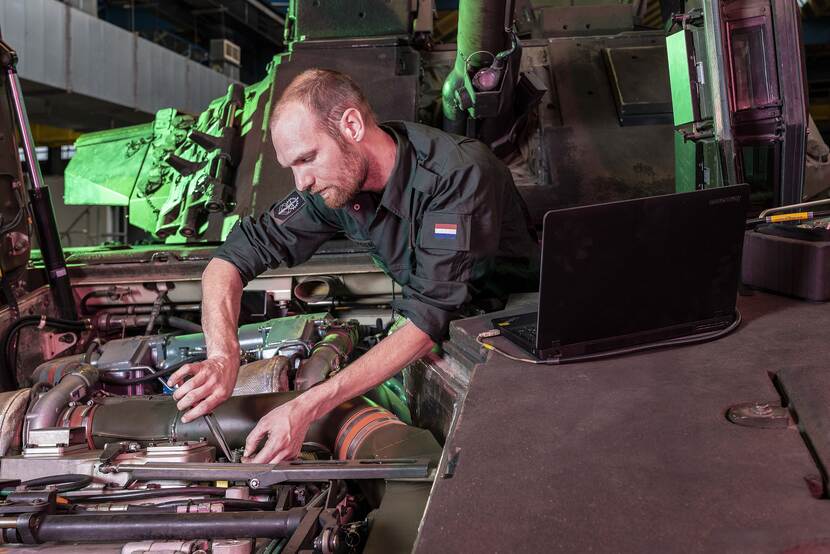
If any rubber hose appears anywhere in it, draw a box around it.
[22,474,93,493]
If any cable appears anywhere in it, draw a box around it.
[66,486,226,503]
[19,474,93,493]
[477,309,742,365]
[151,498,275,510]
[97,354,206,386]
[0,316,86,390]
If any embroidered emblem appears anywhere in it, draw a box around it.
[270,191,306,225]
[433,223,458,239]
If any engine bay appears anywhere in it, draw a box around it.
[0,252,459,553]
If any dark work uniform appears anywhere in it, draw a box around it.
[214,121,539,342]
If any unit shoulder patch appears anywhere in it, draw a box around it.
[270,191,306,225]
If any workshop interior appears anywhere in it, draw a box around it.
[0,0,828,552]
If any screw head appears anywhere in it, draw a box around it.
[249,478,260,488]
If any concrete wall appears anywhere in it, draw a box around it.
[0,0,237,116]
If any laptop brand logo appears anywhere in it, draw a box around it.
[709,195,742,205]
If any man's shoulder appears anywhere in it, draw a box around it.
[385,121,498,174]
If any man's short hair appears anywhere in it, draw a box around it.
[271,69,377,145]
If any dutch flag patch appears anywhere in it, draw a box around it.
[433,223,458,239]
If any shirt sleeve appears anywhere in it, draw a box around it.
[392,161,506,342]
[212,194,341,286]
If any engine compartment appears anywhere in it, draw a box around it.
[0,252,462,553]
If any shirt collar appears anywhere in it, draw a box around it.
[377,122,414,219]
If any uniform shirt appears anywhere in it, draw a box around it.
[214,121,539,342]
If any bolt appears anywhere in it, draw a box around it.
[249,478,260,488]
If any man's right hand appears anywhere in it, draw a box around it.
[168,355,240,423]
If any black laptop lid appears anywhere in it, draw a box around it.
[536,185,749,353]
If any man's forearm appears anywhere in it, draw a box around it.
[300,321,435,421]
[201,258,244,358]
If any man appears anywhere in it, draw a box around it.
[167,68,538,463]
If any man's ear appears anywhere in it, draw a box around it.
[339,108,365,143]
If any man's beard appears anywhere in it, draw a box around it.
[319,144,368,209]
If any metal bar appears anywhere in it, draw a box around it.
[246,0,286,25]
[33,510,305,543]
[758,198,830,218]
[6,69,44,192]
[114,458,431,487]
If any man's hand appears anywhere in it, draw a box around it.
[168,355,240,423]
[242,398,314,464]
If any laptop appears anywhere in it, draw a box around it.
[493,185,749,360]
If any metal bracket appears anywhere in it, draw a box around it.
[114,458,431,487]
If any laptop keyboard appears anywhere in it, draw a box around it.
[494,312,538,344]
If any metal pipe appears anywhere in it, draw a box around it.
[25,363,98,433]
[33,510,305,543]
[442,0,510,133]
[94,313,202,333]
[758,197,830,218]
[3,43,76,320]
[73,392,442,463]
[0,517,16,529]
[295,328,356,390]
[6,69,43,192]
[88,304,202,315]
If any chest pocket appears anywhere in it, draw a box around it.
[419,212,471,252]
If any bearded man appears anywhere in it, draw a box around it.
[167,68,539,463]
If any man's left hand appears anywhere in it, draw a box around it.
[242,398,314,464]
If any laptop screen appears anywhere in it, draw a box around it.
[536,185,749,352]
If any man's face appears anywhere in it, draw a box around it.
[272,102,368,209]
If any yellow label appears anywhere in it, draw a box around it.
[215,480,229,488]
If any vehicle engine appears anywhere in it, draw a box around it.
[0,305,446,553]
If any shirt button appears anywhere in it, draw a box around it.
[353,203,361,211]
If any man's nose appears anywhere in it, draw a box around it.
[293,169,314,192]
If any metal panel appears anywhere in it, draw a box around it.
[604,45,672,124]
[666,30,698,126]
[291,0,411,40]
[529,34,675,221]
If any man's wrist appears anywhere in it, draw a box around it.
[206,347,241,362]
[298,378,343,421]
